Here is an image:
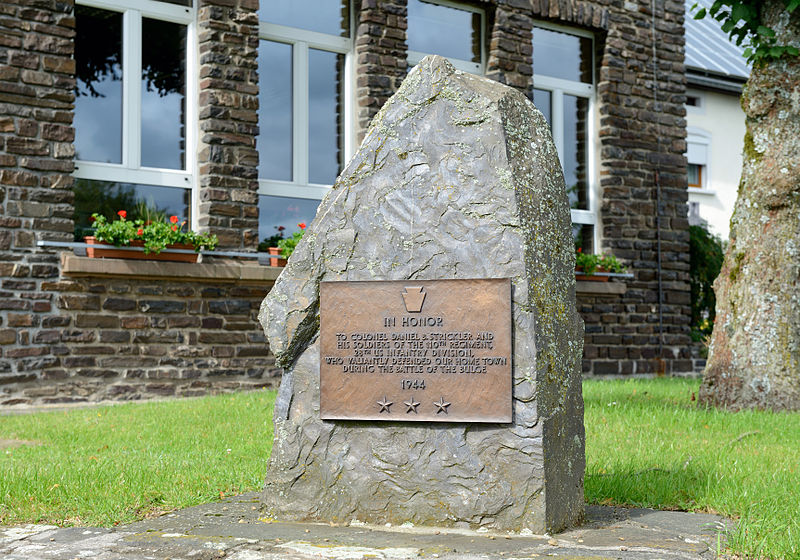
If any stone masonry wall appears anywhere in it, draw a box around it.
[485,0,534,97]
[596,0,691,374]
[1,268,278,406]
[531,0,691,374]
[197,0,260,251]
[0,0,76,392]
[0,0,694,407]
[0,0,279,407]
[354,0,409,142]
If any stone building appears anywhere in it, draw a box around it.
[0,0,690,405]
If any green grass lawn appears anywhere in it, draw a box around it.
[0,390,275,527]
[584,378,800,560]
[1,380,798,559]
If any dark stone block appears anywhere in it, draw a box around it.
[138,300,186,313]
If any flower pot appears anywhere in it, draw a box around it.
[84,236,199,263]
[575,267,610,282]
[267,247,287,267]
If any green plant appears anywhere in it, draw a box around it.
[575,249,600,274]
[257,225,287,252]
[689,224,724,339]
[575,249,627,275]
[90,210,218,254]
[599,254,626,273]
[276,222,306,258]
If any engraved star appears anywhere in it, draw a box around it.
[433,396,451,414]
[377,396,393,413]
[404,397,420,414]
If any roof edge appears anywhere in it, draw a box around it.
[687,70,747,94]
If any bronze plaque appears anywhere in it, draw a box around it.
[320,278,512,422]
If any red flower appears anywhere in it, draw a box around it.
[577,248,582,253]
[298,222,306,230]
[89,216,96,223]
[171,225,178,231]
[277,226,285,231]
[137,228,144,236]
[117,210,127,219]
[170,215,179,224]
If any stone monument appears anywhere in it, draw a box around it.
[258,56,584,533]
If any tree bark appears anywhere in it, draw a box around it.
[699,1,800,410]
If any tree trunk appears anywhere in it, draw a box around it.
[699,2,800,410]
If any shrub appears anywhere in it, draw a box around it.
[689,224,724,340]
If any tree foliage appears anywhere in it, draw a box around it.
[692,0,800,62]
[689,225,725,340]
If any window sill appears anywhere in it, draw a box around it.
[61,254,281,284]
[688,188,717,197]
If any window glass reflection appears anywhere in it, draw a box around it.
[563,95,589,210]
[258,195,320,247]
[309,50,343,185]
[407,0,481,62]
[258,0,349,37]
[533,27,592,83]
[572,223,593,254]
[141,18,186,170]
[533,88,551,125]
[74,6,122,164]
[688,163,702,187]
[73,179,190,240]
[258,41,293,181]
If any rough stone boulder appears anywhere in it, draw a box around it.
[258,55,584,533]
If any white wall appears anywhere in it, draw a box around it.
[685,87,746,239]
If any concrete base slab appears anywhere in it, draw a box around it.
[0,493,730,560]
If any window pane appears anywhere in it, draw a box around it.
[688,164,701,187]
[259,0,349,37]
[258,41,293,181]
[563,94,589,210]
[141,18,187,170]
[533,27,592,83]
[572,224,594,254]
[73,179,190,240]
[407,0,481,62]
[159,0,192,6]
[258,195,320,247]
[74,6,122,164]
[533,88,551,125]
[309,50,344,185]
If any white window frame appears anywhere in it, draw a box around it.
[532,22,597,249]
[406,0,485,75]
[72,0,199,222]
[687,127,714,195]
[257,8,355,202]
